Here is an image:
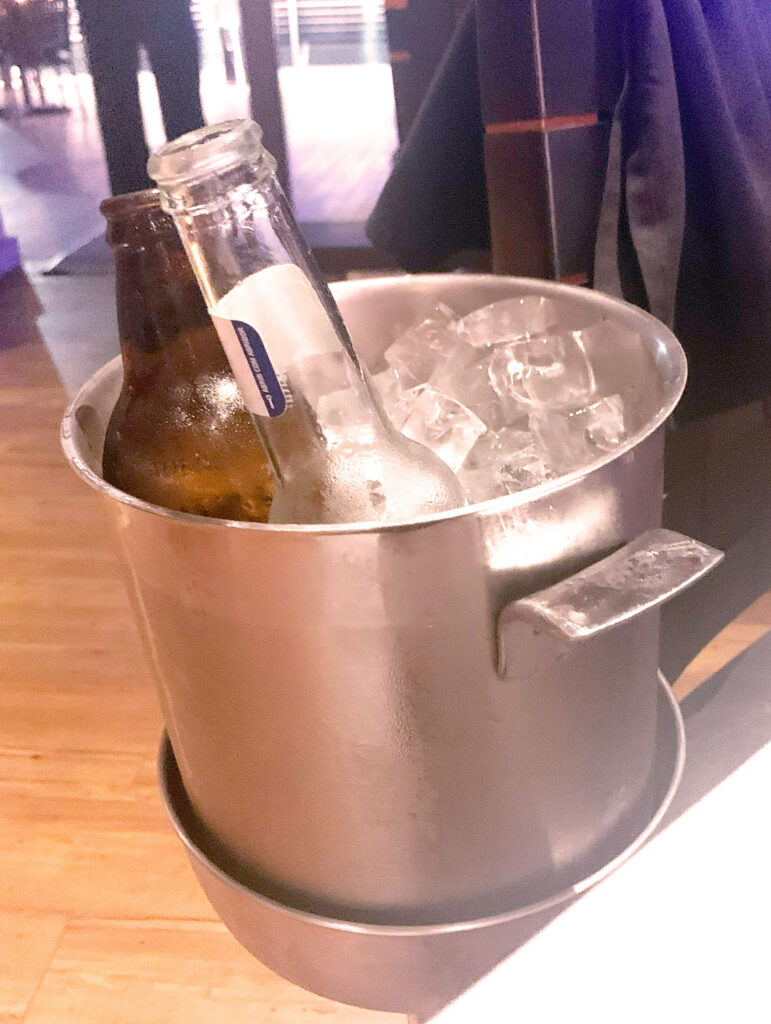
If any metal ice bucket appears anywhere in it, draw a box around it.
[61,275,719,934]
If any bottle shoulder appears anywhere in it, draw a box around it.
[103,365,274,521]
[268,431,464,524]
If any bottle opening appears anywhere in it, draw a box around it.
[148,120,273,190]
[100,188,181,248]
[100,189,161,220]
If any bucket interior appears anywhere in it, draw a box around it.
[339,274,685,433]
[63,274,686,506]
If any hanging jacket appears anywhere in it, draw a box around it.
[367,0,771,421]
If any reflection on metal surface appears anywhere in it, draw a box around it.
[155,674,684,1013]
[506,529,724,643]
[482,485,619,575]
[62,275,702,940]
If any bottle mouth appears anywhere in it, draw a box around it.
[100,188,181,247]
[148,120,276,189]
[100,188,161,220]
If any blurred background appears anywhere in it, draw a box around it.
[0,0,467,275]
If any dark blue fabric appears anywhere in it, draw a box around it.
[661,0,771,418]
[366,9,489,272]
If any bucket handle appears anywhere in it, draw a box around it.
[497,529,723,674]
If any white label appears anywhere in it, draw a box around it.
[210,264,341,418]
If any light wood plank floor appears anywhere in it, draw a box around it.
[1,266,769,1023]
[0,268,401,1023]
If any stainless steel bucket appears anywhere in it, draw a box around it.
[157,672,686,1016]
[61,275,719,929]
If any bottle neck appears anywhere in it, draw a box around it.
[155,158,394,465]
[105,219,221,383]
[147,121,464,521]
[114,245,228,394]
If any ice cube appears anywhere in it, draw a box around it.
[584,393,627,449]
[368,367,408,426]
[381,380,424,432]
[316,386,376,446]
[523,331,596,407]
[499,445,554,492]
[529,393,627,473]
[456,466,509,503]
[430,353,522,430]
[400,388,486,473]
[318,369,419,440]
[488,343,529,407]
[371,367,402,408]
[575,319,643,373]
[383,305,476,388]
[463,426,534,471]
[459,295,559,348]
[489,331,596,410]
[529,410,589,474]
[457,427,553,502]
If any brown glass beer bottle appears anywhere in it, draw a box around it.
[101,190,274,521]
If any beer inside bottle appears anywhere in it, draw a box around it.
[100,189,274,521]
[148,119,465,525]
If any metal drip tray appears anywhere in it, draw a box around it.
[158,672,685,1016]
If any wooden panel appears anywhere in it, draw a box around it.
[482,114,607,280]
[476,0,609,280]
[0,911,66,1023]
[673,593,771,701]
[483,113,609,279]
[475,0,540,123]
[533,0,600,117]
[483,130,553,277]
[23,920,394,1024]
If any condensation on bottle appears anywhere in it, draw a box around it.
[148,120,465,525]
[100,189,274,521]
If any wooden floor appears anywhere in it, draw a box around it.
[0,63,396,273]
[0,268,400,1023]
[1,265,769,1023]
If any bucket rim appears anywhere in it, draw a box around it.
[60,274,687,535]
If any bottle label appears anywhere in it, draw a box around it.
[211,315,287,418]
[210,264,341,419]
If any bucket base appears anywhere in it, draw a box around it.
[158,672,684,1016]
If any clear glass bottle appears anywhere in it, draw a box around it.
[148,119,464,525]
[101,189,274,521]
